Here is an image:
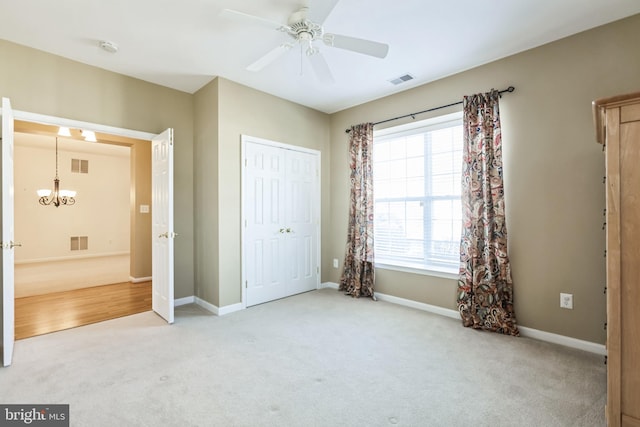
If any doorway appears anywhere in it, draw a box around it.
[14,131,132,296]
[1,100,175,366]
[13,127,143,339]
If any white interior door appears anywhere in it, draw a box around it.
[1,97,15,367]
[243,137,319,307]
[152,128,174,323]
[245,142,287,306]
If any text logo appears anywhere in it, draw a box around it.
[0,405,69,427]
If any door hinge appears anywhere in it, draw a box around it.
[317,266,319,274]
[245,158,247,167]
[245,280,248,288]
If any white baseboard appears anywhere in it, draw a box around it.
[16,251,130,265]
[194,297,218,314]
[130,276,152,283]
[320,282,605,355]
[375,291,461,320]
[218,302,244,316]
[174,296,195,307]
[180,296,245,316]
[517,326,606,355]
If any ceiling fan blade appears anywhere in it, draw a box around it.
[305,0,340,25]
[220,8,289,31]
[308,51,335,84]
[323,33,389,58]
[247,44,294,71]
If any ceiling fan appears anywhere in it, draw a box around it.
[220,4,389,83]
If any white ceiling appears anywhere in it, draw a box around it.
[15,133,131,157]
[1,0,639,113]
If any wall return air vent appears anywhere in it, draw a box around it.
[70,236,88,251]
[71,159,89,174]
[389,73,415,85]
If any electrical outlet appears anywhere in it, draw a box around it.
[560,293,573,309]
[332,258,339,269]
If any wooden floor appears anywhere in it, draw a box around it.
[15,281,152,340]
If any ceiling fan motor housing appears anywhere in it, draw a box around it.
[288,20,323,42]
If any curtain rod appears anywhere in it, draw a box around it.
[345,86,515,133]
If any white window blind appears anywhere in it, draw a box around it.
[373,112,462,275]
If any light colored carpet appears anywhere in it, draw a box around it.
[0,288,605,426]
[15,254,130,297]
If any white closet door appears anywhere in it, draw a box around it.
[245,142,287,306]
[285,149,318,295]
[244,138,319,307]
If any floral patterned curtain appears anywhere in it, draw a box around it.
[457,90,519,336]
[340,123,376,299]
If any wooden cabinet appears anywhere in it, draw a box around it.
[593,92,640,427]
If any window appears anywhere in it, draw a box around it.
[373,112,462,276]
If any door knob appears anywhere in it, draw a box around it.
[2,241,22,249]
[159,232,168,238]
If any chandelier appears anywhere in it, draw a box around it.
[37,137,76,207]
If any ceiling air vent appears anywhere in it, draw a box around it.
[389,73,415,85]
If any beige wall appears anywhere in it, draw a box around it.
[329,14,640,344]
[193,77,330,307]
[129,139,152,279]
[14,134,130,261]
[0,39,195,298]
[193,78,220,306]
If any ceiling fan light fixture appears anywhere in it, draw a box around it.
[57,126,71,137]
[305,40,318,56]
[223,5,389,82]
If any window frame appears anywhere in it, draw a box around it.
[373,111,463,278]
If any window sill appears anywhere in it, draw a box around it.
[375,262,459,280]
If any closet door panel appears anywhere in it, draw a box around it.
[285,149,318,295]
[245,143,287,306]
